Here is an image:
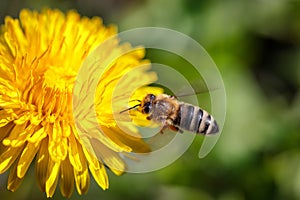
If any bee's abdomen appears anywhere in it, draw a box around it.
[174,103,219,135]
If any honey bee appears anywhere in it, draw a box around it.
[121,94,219,135]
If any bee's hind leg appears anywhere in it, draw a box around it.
[159,118,183,134]
[159,124,168,134]
[169,125,183,133]
[159,118,172,134]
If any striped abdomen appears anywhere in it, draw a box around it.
[173,103,219,135]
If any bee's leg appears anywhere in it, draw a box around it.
[160,118,176,133]
[169,125,183,133]
[146,115,152,120]
[159,119,172,134]
[159,124,168,134]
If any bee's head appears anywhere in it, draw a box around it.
[141,94,156,114]
[119,94,156,114]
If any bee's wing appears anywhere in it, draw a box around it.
[175,80,220,97]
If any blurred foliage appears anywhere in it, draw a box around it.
[0,0,300,199]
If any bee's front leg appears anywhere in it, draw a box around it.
[146,115,152,120]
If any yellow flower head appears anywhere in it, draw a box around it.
[0,9,161,198]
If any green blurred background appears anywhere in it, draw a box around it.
[0,0,300,199]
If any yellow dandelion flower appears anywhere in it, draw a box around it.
[0,9,160,198]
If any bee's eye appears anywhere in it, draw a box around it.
[149,94,155,100]
[143,102,152,114]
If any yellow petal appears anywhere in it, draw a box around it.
[2,123,27,146]
[68,133,83,172]
[48,121,67,161]
[82,147,109,189]
[14,112,31,125]
[0,145,24,174]
[27,126,47,143]
[5,17,27,53]
[99,125,133,152]
[102,125,151,153]
[35,138,49,192]
[74,146,90,195]
[17,141,40,178]
[7,157,23,192]
[61,120,71,137]
[0,122,14,142]
[45,159,60,198]
[88,161,108,190]
[60,157,74,198]
[0,109,16,127]
[74,167,90,195]
[90,138,126,173]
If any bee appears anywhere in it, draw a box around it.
[121,94,219,135]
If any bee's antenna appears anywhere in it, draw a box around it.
[129,99,141,103]
[119,104,141,114]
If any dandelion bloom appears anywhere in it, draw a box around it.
[0,9,159,197]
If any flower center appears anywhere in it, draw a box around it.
[44,65,76,92]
